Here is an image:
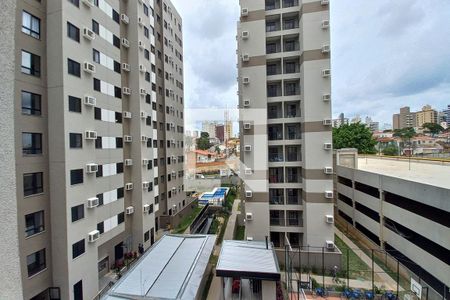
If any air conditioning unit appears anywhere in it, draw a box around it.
[243,123,251,130]
[122,63,130,72]
[140,111,147,119]
[321,0,329,5]
[326,240,335,250]
[325,215,334,224]
[125,183,134,191]
[124,135,133,143]
[325,191,334,199]
[139,64,146,73]
[245,190,253,198]
[140,88,147,96]
[138,17,144,27]
[244,168,252,175]
[87,197,99,208]
[124,159,133,166]
[142,159,149,166]
[84,130,97,140]
[142,182,150,189]
[82,0,94,7]
[322,45,330,54]
[88,230,100,243]
[121,38,130,48]
[140,135,148,143]
[123,111,132,119]
[322,94,331,102]
[242,31,249,39]
[121,14,129,24]
[126,206,134,215]
[322,69,331,77]
[246,236,254,241]
[242,54,250,62]
[83,95,96,106]
[242,77,250,85]
[83,62,96,74]
[322,20,330,29]
[86,163,99,174]
[323,143,332,150]
[143,204,150,213]
[245,212,253,221]
[244,145,252,152]
[83,27,95,40]
[138,40,145,50]
[122,87,131,95]
[323,119,332,126]
[241,8,249,16]
[324,167,333,174]
[243,99,250,107]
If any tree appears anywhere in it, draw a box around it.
[393,127,416,156]
[215,146,221,154]
[422,123,444,136]
[196,132,211,150]
[382,145,399,156]
[333,123,377,154]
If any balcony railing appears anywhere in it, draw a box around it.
[270,217,285,226]
[268,109,282,119]
[286,174,300,183]
[284,41,300,52]
[267,66,282,76]
[268,87,282,97]
[268,130,283,140]
[286,152,301,162]
[266,22,281,32]
[286,130,301,140]
[266,43,281,54]
[285,110,299,118]
[283,20,299,30]
[287,195,300,205]
[284,64,300,74]
[269,153,284,162]
[269,175,284,184]
[269,196,284,205]
[284,85,300,96]
[266,0,280,10]
[283,0,299,7]
[287,218,303,226]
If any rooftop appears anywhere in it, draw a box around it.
[216,240,281,281]
[356,157,450,189]
[103,234,216,300]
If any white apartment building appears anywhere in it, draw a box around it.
[0,0,185,299]
[238,0,334,250]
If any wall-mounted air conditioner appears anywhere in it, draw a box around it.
[321,0,329,5]
[242,31,249,39]
[244,168,252,175]
[323,143,332,150]
[243,99,250,107]
[86,163,98,174]
[138,40,145,50]
[323,119,332,126]
[126,206,134,215]
[123,111,132,119]
[121,38,130,48]
[241,8,249,16]
[246,236,254,241]
[324,167,333,174]
[143,204,150,213]
[322,94,331,102]
[140,111,147,119]
[124,135,133,143]
[121,14,129,24]
[83,96,96,107]
[245,190,253,198]
[325,191,334,199]
[125,183,134,191]
[122,63,130,72]
[122,87,131,95]
[88,230,100,242]
[242,77,250,85]
[83,62,96,74]
[321,45,330,54]
[87,197,99,208]
[124,159,133,166]
[325,215,334,224]
[243,123,251,130]
[244,145,252,152]
[322,69,331,77]
[82,0,94,7]
[242,54,250,62]
[141,135,148,143]
[138,17,144,27]
[326,240,335,250]
[83,27,95,40]
[140,88,147,96]
[322,20,330,29]
[84,130,97,140]
[139,64,146,73]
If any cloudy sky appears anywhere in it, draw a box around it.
[172,0,450,127]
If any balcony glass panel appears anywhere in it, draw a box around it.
[267,83,282,97]
[269,146,284,162]
[287,232,301,247]
[287,211,302,226]
[287,188,301,204]
[266,0,280,10]
[266,21,281,32]
[266,41,281,54]
[284,39,300,52]
[283,0,299,7]
[267,63,281,76]
[270,210,285,226]
[286,167,301,183]
[286,145,301,161]
[285,102,300,118]
[268,124,283,140]
[269,167,284,183]
[268,103,282,119]
[284,81,300,96]
[269,189,284,205]
[284,60,300,74]
[285,123,301,140]
[283,18,299,30]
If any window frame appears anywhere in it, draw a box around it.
[23,172,44,197]
[67,21,80,42]
[22,132,43,155]
[21,50,41,77]
[27,248,46,277]
[67,58,81,77]
[21,91,42,116]
[22,10,41,39]
[25,210,45,237]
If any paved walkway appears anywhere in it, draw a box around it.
[335,227,400,291]
[207,199,241,300]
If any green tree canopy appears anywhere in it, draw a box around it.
[196,132,211,150]
[393,127,416,141]
[422,123,444,136]
[382,145,399,156]
[333,123,377,154]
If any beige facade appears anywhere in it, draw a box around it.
[10,0,185,299]
[416,105,437,128]
[238,0,334,250]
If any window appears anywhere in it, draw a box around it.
[92,20,99,34]
[25,210,44,237]
[117,187,124,199]
[112,10,120,23]
[22,11,40,39]
[114,61,121,73]
[24,172,43,196]
[68,0,80,7]
[22,132,42,155]
[72,239,85,259]
[93,78,100,91]
[73,280,83,300]
[144,230,149,242]
[97,222,104,234]
[27,249,46,277]
[22,91,41,115]
[71,204,84,222]
[93,49,100,63]
[70,169,83,185]
[68,58,81,77]
[21,50,41,76]
[70,133,83,149]
[118,212,125,224]
[143,4,149,16]
[67,22,80,42]
[68,96,82,113]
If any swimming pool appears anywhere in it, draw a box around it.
[198,187,230,206]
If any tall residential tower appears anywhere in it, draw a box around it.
[238,0,334,249]
[2,0,185,299]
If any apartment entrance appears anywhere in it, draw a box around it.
[114,242,124,262]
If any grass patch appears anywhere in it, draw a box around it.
[216,213,230,245]
[224,187,237,211]
[172,205,203,234]
[334,235,371,280]
[209,217,220,234]
[235,225,245,240]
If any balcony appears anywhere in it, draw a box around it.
[283,0,299,7]
[269,167,284,183]
[267,82,282,97]
[287,188,301,204]
[266,39,282,54]
[269,189,285,205]
[287,211,302,226]
[283,16,299,30]
[284,59,300,74]
[285,145,301,162]
[270,210,285,226]
[266,0,280,10]
[268,103,282,119]
[267,60,282,76]
[269,146,284,162]
[284,101,300,118]
[266,19,281,32]
[268,124,283,140]
[284,37,300,52]
[285,123,301,140]
[284,80,300,96]
[286,167,301,183]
